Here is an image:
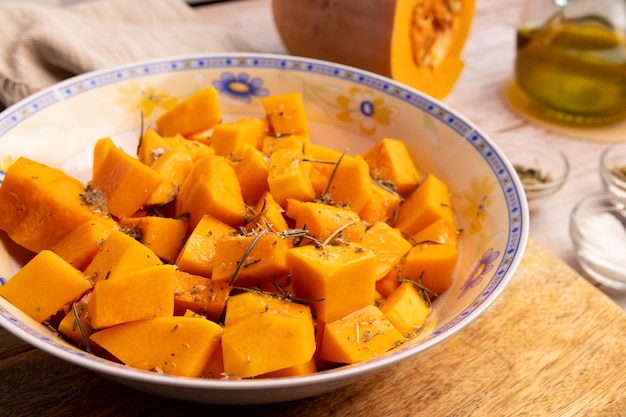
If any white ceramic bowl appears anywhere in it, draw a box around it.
[0,53,529,404]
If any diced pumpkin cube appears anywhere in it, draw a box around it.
[233,145,269,205]
[320,304,404,364]
[394,173,455,236]
[83,229,162,284]
[118,216,188,263]
[359,221,412,280]
[212,233,290,287]
[260,92,309,136]
[295,202,365,244]
[155,85,222,137]
[0,157,66,235]
[326,155,373,213]
[50,217,115,270]
[403,243,459,294]
[144,147,194,206]
[267,146,316,207]
[359,181,403,225]
[137,128,171,165]
[10,177,105,253]
[0,157,106,253]
[412,217,460,247]
[222,291,315,378]
[90,316,223,377]
[91,137,163,218]
[175,214,236,277]
[173,270,231,321]
[88,264,176,329]
[211,117,266,158]
[0,250,92,323]
[362,137,421,196]
[380,282,431,337]
[252,191,289,232]
[287,244,376,323]
[176,154,247,230]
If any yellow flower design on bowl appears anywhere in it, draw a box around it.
[116,83,179,118]
[337,87,394,135]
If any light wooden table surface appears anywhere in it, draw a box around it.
[197,0,626,310]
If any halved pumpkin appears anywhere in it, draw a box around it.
[271,0,476,99]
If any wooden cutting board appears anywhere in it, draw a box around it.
[2,238,626,416]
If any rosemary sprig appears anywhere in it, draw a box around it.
[71,302,91,353]
[229,227,270,286]
[322,149,347,198]
[321,221,356,247]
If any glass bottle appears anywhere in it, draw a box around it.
[515,0,626,125]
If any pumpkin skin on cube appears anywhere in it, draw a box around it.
[320,304,405,364]
[221,291,316,378]
[90,316,223,378]
[0,250,92,323]
[287,244,377,323]
[272,0,476,99]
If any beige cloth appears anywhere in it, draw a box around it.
[0,0,252,109]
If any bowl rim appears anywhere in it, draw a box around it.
[0,52,530,397]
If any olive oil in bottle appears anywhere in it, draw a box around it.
[515,16,626,125]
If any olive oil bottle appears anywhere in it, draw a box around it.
[515,4,626,125]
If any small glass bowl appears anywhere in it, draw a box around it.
[570,194,626,290]
[600,142,626,201]
[495,136,570,211]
